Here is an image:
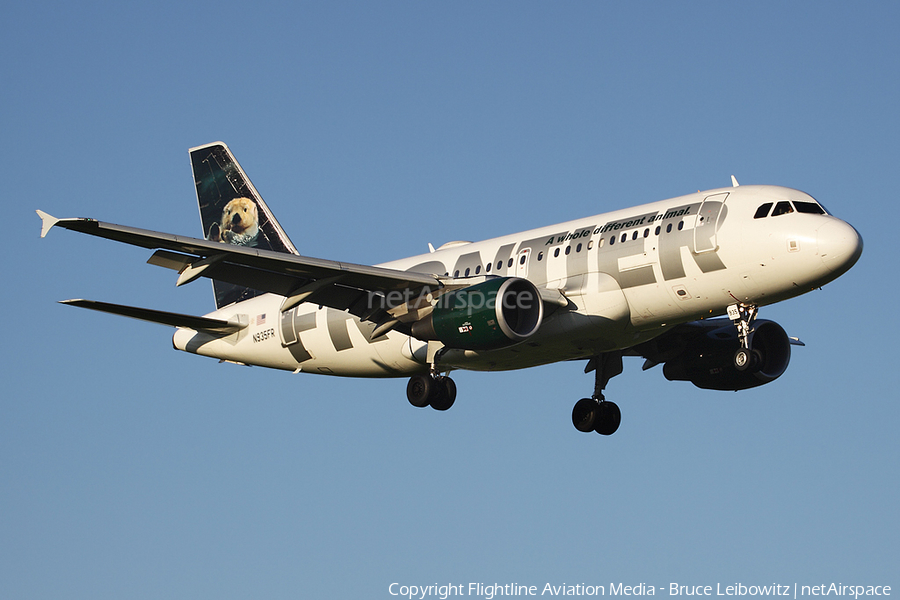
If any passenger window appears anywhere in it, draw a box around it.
[465,268,470,277]
[565,246,571,255]
[519,255,526,265]
[507,258,513,268]
[537,252,543,261]
[486,262,491,272]
[643,228,649,238]
[632,231,638,241]
[576,243,582,252]
[454,270,460,277]
[666,223,672,233]
[677,221,684,230]
[655,226,660,235]
[754,203,773,219]
[772,201,794,216]
[475,265,481,275]
[610,236,615,245]
[588,240,594,250]
[554,248,560,258]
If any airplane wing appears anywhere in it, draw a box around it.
[37,211,446,331]
[38,211,572,336]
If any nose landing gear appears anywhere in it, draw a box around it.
[728,303,762,372]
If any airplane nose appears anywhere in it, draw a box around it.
[817,219,863,275]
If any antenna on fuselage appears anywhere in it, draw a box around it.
[731,175,740,187]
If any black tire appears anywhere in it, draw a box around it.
[734,347,763,373]
[734,348,753,371]
[594,401,621,436]
[406,375,433,408]
[572,398,599,432]
[430,377,457,411]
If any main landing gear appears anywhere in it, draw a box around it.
[572,352,623,435]
[406,354,624,435]
[728,302,761,372]
[406,373,457,411]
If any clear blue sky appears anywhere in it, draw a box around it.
[3,2,897,598]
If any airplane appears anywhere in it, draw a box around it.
[36,142,863,436]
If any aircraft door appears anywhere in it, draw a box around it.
[694,192,728,253]
[515,247,531,279]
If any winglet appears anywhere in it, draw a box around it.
[36,210,59,238]
[731,175,740,187]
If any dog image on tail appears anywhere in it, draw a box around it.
[206,197,260,246]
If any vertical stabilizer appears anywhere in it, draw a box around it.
[190,142,299,308]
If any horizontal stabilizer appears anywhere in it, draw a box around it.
[59,299,248,333]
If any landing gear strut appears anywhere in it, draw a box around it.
[406,373,457,411]
[727,302,761,372]
[572,352,622,435]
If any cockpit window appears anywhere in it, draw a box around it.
[771,201,794,217]
[793,201,826,215]
[754,203,773,219]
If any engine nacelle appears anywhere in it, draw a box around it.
[662,319,792,391]
[411,277,543,350]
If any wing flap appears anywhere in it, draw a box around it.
[148,249,309,297]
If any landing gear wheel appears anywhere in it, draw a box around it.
[572,398,599,433]
[573,352,624,436]
[406,375,433,408]
[733,348,761,372]
[430,376,457,411]
[734,348,752,371]
[594,401,621,436]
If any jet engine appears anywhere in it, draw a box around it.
[411,277,543,350]
[659,319,792,391]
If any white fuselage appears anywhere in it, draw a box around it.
[172,185,861,376]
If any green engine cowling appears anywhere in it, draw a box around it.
[410,277,543,350]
